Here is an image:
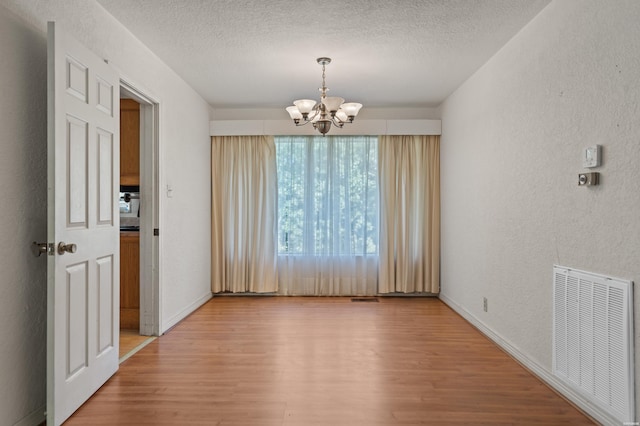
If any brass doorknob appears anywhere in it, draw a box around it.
[31,242,51,257]
[57,242,77,255]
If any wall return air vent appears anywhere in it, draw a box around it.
[552,265,635,424]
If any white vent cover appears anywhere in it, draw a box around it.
[553,265,634,424]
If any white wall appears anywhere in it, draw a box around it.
[0,1,211,424]
[0,7,48,426]
[439,0,640,422]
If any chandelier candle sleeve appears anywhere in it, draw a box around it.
[286,57,363,135]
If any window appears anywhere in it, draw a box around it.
[276,135,379,256]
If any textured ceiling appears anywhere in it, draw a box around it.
[97,0,550,109]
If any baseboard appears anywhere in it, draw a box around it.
[14,405,45,426]
[438,293,621,426]
[161,291,212,334]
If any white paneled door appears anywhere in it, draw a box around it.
[47,22,120,426]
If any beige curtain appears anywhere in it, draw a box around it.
[211,136,278,293]
[378,135,440,293]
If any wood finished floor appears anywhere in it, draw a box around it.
[67,297,595,425]
[119,329,151,359]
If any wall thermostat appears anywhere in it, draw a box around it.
[583,145,601,168]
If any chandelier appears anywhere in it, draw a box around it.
[285,57,363,136]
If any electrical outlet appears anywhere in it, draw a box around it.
[483,297,488,312]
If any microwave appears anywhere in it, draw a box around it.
[119,193,139,216]
[119,185,140,222]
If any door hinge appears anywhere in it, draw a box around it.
[153,228,159,236]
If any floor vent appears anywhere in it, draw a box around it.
[351,298,379,302]
[553,265,634,424]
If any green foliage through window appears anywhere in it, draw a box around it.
[276,136,379,255]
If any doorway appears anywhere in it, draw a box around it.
[119,82,160,359]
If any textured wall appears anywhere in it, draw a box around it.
[0,8,48,426]
[439,0,640,421]
[0,1,212,424]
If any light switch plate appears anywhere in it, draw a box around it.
[583,145,601,168]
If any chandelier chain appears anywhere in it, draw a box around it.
[321,63,327,98]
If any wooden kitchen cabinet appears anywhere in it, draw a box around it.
[120,232,140,329]
[120,99,140,185]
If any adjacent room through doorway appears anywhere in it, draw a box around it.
[118,83,161,360]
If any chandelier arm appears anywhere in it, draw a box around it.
[307,107,321,122]
[293,106,324,126]
[294,120,315,127]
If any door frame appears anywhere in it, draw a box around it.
[119,80,161,336]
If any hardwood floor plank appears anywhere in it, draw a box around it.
[66,297,595,425]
